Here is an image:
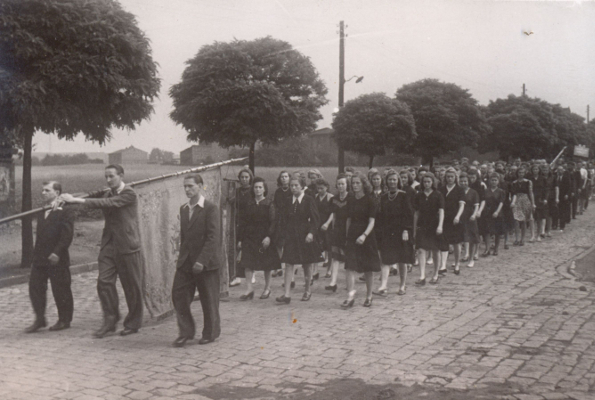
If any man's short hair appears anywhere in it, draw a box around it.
[43,181,62,195]
[184,173,204,186]
[105,164,125,175]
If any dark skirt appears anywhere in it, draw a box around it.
[239,240,281,271]
[345,223,381,273]
[443,219,464,245]
[415,227,441,251]
[463,219,480,244]
[534,200,548,220]
[330,221,347,262]
[479,215,505,236]
[282,238,323,266]
[379,228,414,265]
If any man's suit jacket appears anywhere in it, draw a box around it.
[85,186,141,254]
[177,199,221,271]
[557,172,572,199]
[33,207,75,268]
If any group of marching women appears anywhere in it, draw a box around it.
[233,158,594,308]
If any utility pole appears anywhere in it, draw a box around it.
[522,83,526,97]
[338,20,345,173]
[587,105,590,124]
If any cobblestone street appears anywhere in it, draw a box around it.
[1,212,595,400]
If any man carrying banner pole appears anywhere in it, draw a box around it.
[59,164,144,338]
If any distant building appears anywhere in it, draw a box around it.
[108,146,148,165]
[180,144,230,165]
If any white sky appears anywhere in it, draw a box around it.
[35,0,595,154]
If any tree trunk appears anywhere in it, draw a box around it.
[369,154,374,169]
[421,154,434,169]
[20,130,34,268]
[249,141,256,174]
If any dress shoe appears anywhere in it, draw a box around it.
[438,269,447,275]
[363,298,373,307]
[301,292,312,301]
[259,290,271,299]
[172,336,190,348]
[49,321,70,332]
[198,337,214,345]
[325,284,338,292]
[275,295,291,304]
[94,321,116,339]
[25,319,47,333]
[229,277,242,287]
[312,273,320,281]
[415,278,426,286]
[239,291,254,301]
[120,328,139,336]
[373,289,388,297]
[340,299,355,309]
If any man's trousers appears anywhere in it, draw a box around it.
[97,242,143,329]
[29,263,73,323]
[172,265,221,340]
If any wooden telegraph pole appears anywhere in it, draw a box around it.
[338,20,345,173]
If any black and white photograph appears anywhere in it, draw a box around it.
[1,0,595,399]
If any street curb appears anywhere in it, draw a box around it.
[0,261,98,289]
[568,244,595,280]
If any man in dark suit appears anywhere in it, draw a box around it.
[26,181,75,333]
[60,164,143,338]
[172,173,221,348]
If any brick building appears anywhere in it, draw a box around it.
[108,146,148,165]
[180,144,230,165]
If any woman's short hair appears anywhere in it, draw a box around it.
[335,173,352,192]
[252,177,268,197]
[399,169,414,185]
[421,172,438,189]
[385,170,402,189]
[276,170,290,187]
[458,172,469,182]
[290,172,307,189]
[237,167,254,184]
[367,168,379,181]
[314,177,330,190]
[351,171,373,194]
[307,169,323,180]
[369,171,384,189]
[444,167,459,185]
[488,173,501,182]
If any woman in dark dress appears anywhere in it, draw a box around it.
[413,172,444,285]
[480,173,505,256]
[238,178,281,300]
[466,170,485,262]
[459,173,480,268]
[272,170,292,279]
[276,174,322,304]
[232,167,254,286]
[370,171,384,209]
[400,169,422,271]
[511,166,535,246]
[343,172,381,308]
[323,173,352,292]
[530,164,548,242]
[542,163,557,237]
[314,178,333,280]
[438,168,465,275]
[376,170,414,296]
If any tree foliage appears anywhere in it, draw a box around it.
[0,0,160,266]
[395,79,490,165]
[169,36,328,171]
[332,93,416,167]
[483,95,589,160]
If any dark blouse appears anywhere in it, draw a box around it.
[511,179,532,196]
[315,192,333,227]
[440,184,465,220]
[462,188,480,222]
[378,190,414,233]
[414,190,445,231]
[348,194,377,227]
[530,176,548,203]
[483,187,505,215]
[238,198,276,242]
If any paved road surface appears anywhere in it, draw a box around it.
[1,213,595,400]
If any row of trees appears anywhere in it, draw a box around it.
[1,0,591,266]
[333,81,593,168]
[148,148,175,164]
